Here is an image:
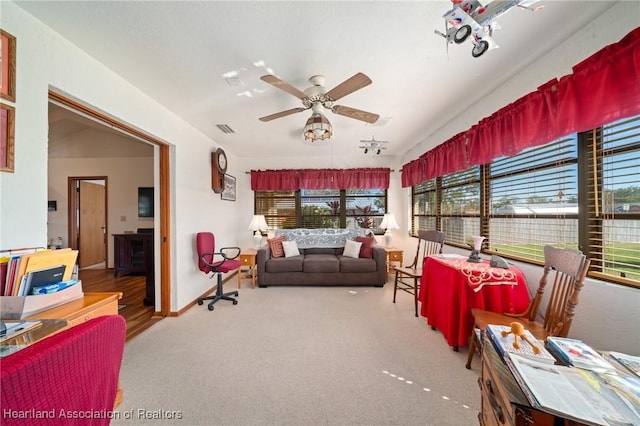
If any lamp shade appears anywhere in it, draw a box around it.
[303,112,332,141]
[380,213,399,230]
[248,215,269,232]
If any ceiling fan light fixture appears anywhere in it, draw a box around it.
[303,112,332,141]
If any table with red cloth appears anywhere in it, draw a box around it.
[418,254,531,349]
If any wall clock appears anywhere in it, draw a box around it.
[211,148,227,193]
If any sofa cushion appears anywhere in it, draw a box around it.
[339,256,378,273]
[268,236,286,258]
[356,236,375,258]
[282,240,300,258]
[265,256,303,273]
[303,254,340,273]
[303,247,341,255]
[343,239,362,258]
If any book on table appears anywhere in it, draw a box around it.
[607,351,640,378]
[506,353,640,426]
[485,323,556,364]
[546,336,617,373]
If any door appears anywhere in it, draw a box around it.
[68,177,107,268]
[79,181,106,267]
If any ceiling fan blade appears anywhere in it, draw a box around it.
[332,105,379,124]
[325,72,372,101]
[260,75,307,99]
[259,107,308,122]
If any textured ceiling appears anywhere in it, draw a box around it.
[18,1,618,161]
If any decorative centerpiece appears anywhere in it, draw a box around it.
[467,235,485,263]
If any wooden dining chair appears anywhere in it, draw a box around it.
[465,245,591,369]
[393,230,445,317]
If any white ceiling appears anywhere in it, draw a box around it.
[17,1,618,161]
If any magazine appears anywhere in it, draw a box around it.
[608,351,640,378]
[546,336,617,373]
[486,324,556,364]
[506,353,640,426]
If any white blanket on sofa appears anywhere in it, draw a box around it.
[275,228,366,249]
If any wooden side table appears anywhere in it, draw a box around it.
[237,249,257,289]
[384,247,403,278]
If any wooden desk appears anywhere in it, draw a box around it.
[418,255,530,350]
[113,233,155,306]
[26,292,124,406]
[0,319,69,357]
[238,249,257,289]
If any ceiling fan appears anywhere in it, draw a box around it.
[259,73,379,140]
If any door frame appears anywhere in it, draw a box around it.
[50,90,172,317]
[68,176,108,268]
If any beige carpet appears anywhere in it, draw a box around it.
[111,282,481,425]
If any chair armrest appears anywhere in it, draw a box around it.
[219,246,241,260]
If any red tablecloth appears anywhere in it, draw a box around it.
[418,255,531,348]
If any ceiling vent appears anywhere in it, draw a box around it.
[216,124,235,134]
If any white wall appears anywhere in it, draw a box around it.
[0,3,242,313]
[48,156,154,267]
[1,2,638,353]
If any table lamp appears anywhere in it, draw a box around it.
[467,235,485,263]
[248,215,269,249]
[380,213,399,247]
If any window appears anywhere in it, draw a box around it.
[255,189,387,231]
[411,180,437,235]
[410,115,640,287]
[584,116,640,284]
[489,136,579,262]
[441,166,481,246]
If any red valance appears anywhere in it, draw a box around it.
[251,168,390,191]
[402,27,640,186]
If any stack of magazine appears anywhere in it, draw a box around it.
[486,326,640,425]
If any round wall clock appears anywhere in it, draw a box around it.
[211,148,227,193]
[215,148,228,174]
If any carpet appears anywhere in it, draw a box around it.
[111,283,481,425]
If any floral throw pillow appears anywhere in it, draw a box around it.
[268,236,286,258]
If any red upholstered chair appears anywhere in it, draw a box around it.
[0,315,126,426]
[196,232,242,311]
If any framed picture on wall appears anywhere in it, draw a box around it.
[0,29,16,102]
[221,174,236,201]
[0,102,15,172]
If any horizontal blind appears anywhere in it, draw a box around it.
[441,167,480,246]
[411,180,437,235]
[345,189,386,230]
[255,191,296,229]
[488,137,579,262]
[300,189,340,228]
[586,115,640,284]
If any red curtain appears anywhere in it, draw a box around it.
[554,27,640,135]
[403,27,640,184]
[467,89,554,165]
[250,169,299,191]
[251,168,391,190]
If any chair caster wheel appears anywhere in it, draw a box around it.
[198,300,203,305]
[234,292,239,297]
[208,304,215,311]
[233,300,238,305]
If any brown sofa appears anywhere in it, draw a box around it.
[256,246,387,287]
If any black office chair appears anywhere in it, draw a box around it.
[196,232,241,311]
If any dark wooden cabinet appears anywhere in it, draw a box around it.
[480,335,585,426]
[113,233,155,306]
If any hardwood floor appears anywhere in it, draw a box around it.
[78,268,160,341]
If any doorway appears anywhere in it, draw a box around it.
[49,91,171,319]
[68,177,108,268]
